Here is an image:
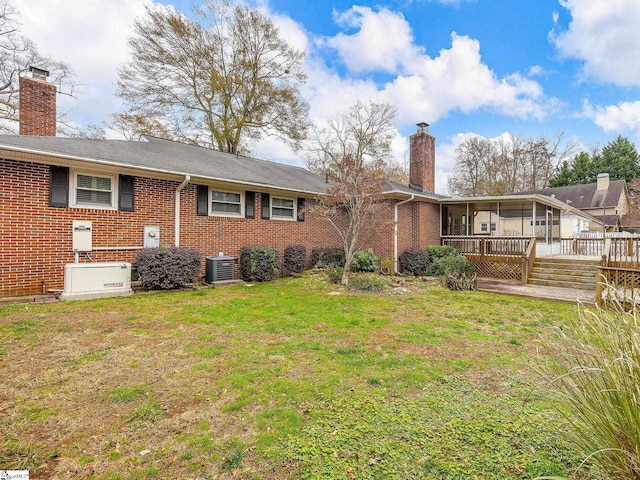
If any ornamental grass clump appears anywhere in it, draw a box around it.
[537,303,640,480]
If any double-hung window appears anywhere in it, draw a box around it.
[271,197,295,220]
[211,190,242,216]
[73,172,116,209]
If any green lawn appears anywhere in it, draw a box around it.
[0,274,603,479]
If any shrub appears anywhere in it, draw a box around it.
[427,247,473,277]
[538,303,640,479]
[426,245,460,262]
[351,249,379,273]
[348,273,391,292]
[136,247,201,290]
[238,246,280,282]
[439,255,475,277]
[398,248,430,276]
[312,247,346,268]
[283,245,306,274]
[326,264,344,284]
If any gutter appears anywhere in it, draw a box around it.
[175,175,191,247]
[394,195,415,274]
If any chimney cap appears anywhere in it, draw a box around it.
[29,66,50,80]
[416,122,429,132]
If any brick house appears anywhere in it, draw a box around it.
[0,70,442,297]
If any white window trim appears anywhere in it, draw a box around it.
[270,196,297,221]
[210,188,244,217]
[70,170,117,210]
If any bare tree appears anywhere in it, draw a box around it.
[447,132,577,196]
[114,0,309,154]
[305,101,396,285]
[0,0,75,134]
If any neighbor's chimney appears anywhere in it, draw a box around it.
[409,122,435,193]
[19,66,56,136]
[596,173,610,192]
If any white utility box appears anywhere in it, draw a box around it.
[72,220,93,252]
[60,262,133,300]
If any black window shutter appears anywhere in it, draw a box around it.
[118,175,135,212]
[245,191,255,219]
[49,165,69,208]
[196,185,209,216]
[261,193,270,219]
[297,197,306,222]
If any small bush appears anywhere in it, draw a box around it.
[441,255,475,276]
[326,264,344,284]
[312,247,346,268]
[426,245,460,262]
[136,247,201,290]
[351,249,379,273]
[348,273,391,292]
[238,246,280,282]
[283,245,307,274]
[398,248,430,276]
[427,247,474,277]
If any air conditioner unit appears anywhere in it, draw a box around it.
[60,262,133,300]
[206,256,235,283]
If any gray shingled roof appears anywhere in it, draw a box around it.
[0,134,330,195]
[517,180,627,210]
[0,134,443,201]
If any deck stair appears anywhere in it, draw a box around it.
[528,257,600,290]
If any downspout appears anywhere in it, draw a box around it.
[174,175,191,247]
[394,195,415,274]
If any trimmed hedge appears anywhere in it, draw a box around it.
[239,246,280,282]
[136,247,202,290]
[398,248,430,276]
[283,245,306,274]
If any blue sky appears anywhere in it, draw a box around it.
[17,0,640,193]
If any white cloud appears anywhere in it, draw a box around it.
[326,6,422,73]
[582,100,640,136]
[18,0,153,131]
[381,33,554,125]
[552,0,640,86]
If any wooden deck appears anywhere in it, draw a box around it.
[477,278,596,305]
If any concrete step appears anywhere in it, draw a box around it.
[0,294,59,306]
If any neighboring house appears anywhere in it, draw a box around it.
[517,174,631,232]
[0,70,442,297]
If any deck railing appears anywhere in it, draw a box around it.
[596,267,640,309]
[608,237,640,269]
[442,236,534,283]
[560,237,605,256]
[442,236,531,257]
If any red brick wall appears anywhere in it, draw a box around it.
[19,76,57,137]
[1,158,442,296]
[409,130,435,193]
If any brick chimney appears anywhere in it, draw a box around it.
[19,66,56,136]
[409,122,435,193]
